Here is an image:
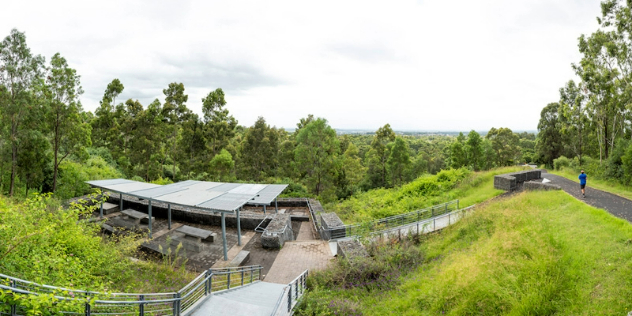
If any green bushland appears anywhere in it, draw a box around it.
[298,190,632,315]
[327,166,528,223]
[0,193,196,313]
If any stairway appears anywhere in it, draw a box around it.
[190,281,286,316]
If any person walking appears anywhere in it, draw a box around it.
[579,170,587,198]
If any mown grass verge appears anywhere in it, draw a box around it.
[299,190,632,315]
[328,166,528,223]
[550,167,632,201]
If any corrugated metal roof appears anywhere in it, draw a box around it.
[85,179,286,213]
[87,179,160,193]
[249,184,289,205]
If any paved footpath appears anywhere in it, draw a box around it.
[264,240,333,284]
[542,172,632,222]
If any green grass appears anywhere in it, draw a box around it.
[299,190,632,315]
[550,167,632,201]
[328,166,528,224]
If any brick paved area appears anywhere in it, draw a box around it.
[263,240,333,284]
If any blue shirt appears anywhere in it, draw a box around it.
[579,173,587,185]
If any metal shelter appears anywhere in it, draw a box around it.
[86,179,288,260]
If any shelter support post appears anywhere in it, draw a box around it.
[119,193,123,213]
[221,212,228,260]
[100,203,103,219]
[275,198,278,213]
[168,204,171,230]
[263,205,267,215]
[237,207,242,246]
[148,200,152,239]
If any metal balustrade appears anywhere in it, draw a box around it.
[0,265,263,316]
[269,270,309,316]
[321,200,460,240]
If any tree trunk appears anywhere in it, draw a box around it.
[52,114,60,192]
[9,115,17,197]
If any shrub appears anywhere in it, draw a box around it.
[553,156,571,170]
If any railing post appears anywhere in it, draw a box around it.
[251,269,254,283]
[84,291,91,316]
[139,294,145,316]
[227,273,231,290]
[295,279,299,298]
[287,284,292,312]
[241,270,245,286]
[205,270,209,295]
[173,292,180,316]
[10,280,17,316]
[457,200,459,210]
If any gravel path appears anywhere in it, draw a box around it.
[542,171,632,222]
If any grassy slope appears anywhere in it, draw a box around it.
[307,191,632,315]
[329,166,528,223]
[550,168,632,201]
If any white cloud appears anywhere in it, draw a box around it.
[1,0,601,131]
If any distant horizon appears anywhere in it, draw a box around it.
[281,127,538,134]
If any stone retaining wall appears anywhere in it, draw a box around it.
[320,213,346,240]
[523,181,561,191]
[97,193,308,230]
[494,170,543,191]
[261,214,294,248]
[337,239,369,259]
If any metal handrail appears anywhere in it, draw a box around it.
[321,200,460,240]
[369,205,475,240]
[270,269,309,316]
[0,265,264,315]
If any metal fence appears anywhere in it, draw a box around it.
[321,200,460,240]
[269,270,309,316]
[370,205,475,241]
[0,265,263,316]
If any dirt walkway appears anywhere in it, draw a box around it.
[542,171,632,222]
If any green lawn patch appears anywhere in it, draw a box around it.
[299,190,632,315]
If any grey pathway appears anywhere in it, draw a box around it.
[543,172,632,222]
[191,281,286,316]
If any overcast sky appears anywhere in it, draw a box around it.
[2,0,601,131]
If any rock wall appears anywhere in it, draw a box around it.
[320,213,346,240]
[261,214,294,248]
[337,239,369,259]
[97,193,309,230]
[523,181,561,191]
[494,170,543,191]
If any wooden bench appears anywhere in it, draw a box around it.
[176,225,216,243]
[121,209,154,225]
